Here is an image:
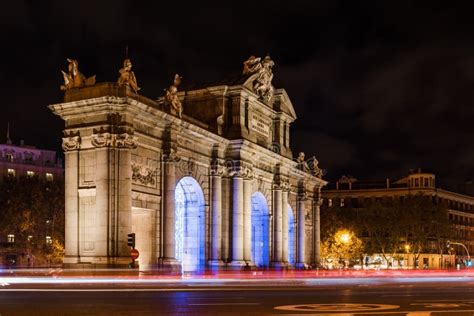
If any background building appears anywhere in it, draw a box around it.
[0,135,63,182]
[322,169,473,268]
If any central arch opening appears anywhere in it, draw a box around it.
[175,176,205,273]
[251,192,270,267]
[288,204,296,266]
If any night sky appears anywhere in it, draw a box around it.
[1,1,473,190]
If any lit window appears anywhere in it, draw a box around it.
[5,153,13,162]
[328,199,333,207]
[7,169,15,177]
[340,198,345,207]
[27,171,35,177]
[7,234,14,243]
[46,173,54,181]
[45,236,52,244]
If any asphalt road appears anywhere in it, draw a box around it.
[0,277,474,315]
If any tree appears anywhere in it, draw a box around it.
[0,175,65,267]
[321,229,363,268]
[321,193,453,269]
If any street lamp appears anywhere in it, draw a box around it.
[404,244,410,269]
[339,232,351,244]
[335,230,352,269]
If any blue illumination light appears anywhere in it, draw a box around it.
[175,177,205,273]
[288,205,295,266]
[251,192,270,267]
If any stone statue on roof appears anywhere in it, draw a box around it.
[296,152,310,172]
[311,156,322,177]
[164,74,183,118]
[117,58,140,93]
[242,54,275,102]
[60,58,96,91]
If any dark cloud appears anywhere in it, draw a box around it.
[1,1,474,189]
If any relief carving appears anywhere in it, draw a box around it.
[131,163,157,187]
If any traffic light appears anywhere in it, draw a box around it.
[127,233,135,249]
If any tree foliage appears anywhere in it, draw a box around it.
[321,229,363,268]
[0,175,64,265]
[321,194,453,266]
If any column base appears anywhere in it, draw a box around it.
[63,255,80,265]
[271,261,287,269]
[296,262,309,270]
[229,260,246,266]
[62,256,134,269]
[158,258,182,274]
[227,260,247,270]
[208,260,225,267]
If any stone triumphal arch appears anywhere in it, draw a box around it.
[50,55,327,271]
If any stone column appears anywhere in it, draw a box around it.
[243,178,252,262]
[314,195,322,267]
[117,146,132,259]
[94,147,109,261]
[63,142,80,265]
[162,157,177,264]
[296,194,306,268]
[210,172,222,264]
[231,175,244,265]
[282,190,289,264]
[272,187,283,266]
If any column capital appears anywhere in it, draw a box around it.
[163,148,180,162]
[210,158,226,176]
[228,164,254,179]
[273,178,290,191]
[91,132,137,149]
[297,192,308,201]
[62,135,81,151]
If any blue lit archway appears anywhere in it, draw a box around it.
[288,204,296,266]
[175,176,205,273]
[251,192,270,267]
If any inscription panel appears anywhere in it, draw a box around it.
[251,114,271,137]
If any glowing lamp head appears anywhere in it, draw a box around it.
[340,232,351,244]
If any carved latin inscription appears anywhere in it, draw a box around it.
[251,114,270,137]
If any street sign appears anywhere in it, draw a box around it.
[130,248,139,260]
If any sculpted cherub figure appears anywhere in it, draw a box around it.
[297,152,310,172]
[117,59,140,93]
[165,74,183,118]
